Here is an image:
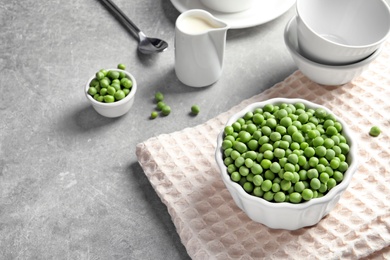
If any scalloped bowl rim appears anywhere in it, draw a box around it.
[215,98,358,211]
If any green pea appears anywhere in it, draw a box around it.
[261,159,272,169]
[90,78,100,88]
[107,70,120,79]
[264,118,276,129]
[327,178,337,189]
[274,148,285,159]
[333,171,344,182]
[304,147,315,158]
[270,132,281,142]
[247,140,259,151]
[222,140,233,150]
[245,151,257,160]
[280,116,292,127]
[117,63,126,70]
[88,86,97,96]
[231,172,241,182]
[243,182,254,193]
[251,164,263,175]
[283,171,294,181]
[330,158,340,169]
[99,78,110,88]
[157,101,166,111]
[230,150,240,160]
[315,146,327,157]
[369,126,381,137]
[114,90,125,101]
[224,148,233,157]
[234,141,247,154]
[320,172,330,183]
[307,168,319,179]
[287,154,299,164]
[326,126,338,136]
[310,178,321,190]
[280,179,292,191]
[263,191,274,201]
[270,162,281,173]
[261,126,272,136]
[271,183,281,192]
[103,95,115,103]
[298,113,309,123]
[107,86,116,96]
[224,126,234,135]
[238,131,251,143]
[96,71,105,80]
[96,95,104,102]
[155,92,164,102]
[150,111,158,119]
[339,143,350,155]
[161,105,171,116]
[239,166,250,176]
[283,163,294,173]
[338,161,349,172]
[298,155,307,167]
[289,192,302,203]
[253,113,264,124]
[119,71,126,79]
[274,191,286,202]
[120,78,133,89]
[334,122,342,132]
[261,180,272,192]
[226,162,235,171]
[302,189,313,201]
[309,157,319,168]
[299,170,308,181]
[292,131,304,143]
[232,122,241,132]
[275,125,287,135]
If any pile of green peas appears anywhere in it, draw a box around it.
[222,102,351,204]
[87,64,133,103]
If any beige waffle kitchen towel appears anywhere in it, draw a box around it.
[136,41,390,259]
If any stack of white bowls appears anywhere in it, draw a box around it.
[285,0,390,86]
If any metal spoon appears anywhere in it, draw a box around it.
[101,0,168,54]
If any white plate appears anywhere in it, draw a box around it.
[170,0,296,29]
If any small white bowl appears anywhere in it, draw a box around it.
[296,0,390,65]
[85,69,137,118]
[200,0,254,13]
[285,16,383,86]
[215,98,358,230]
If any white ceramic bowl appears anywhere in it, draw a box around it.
[285,17,383,86]
[200,0,254,13]
[85,69,137,118]
[215,98,358,230]
[296,0,390,65]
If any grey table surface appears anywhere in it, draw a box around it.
[4,0,386,259]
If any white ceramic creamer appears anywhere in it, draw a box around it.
[175,9,229,87]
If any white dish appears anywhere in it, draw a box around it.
[215,98,358,230]
[170,0,296,29]
[296,0,390,65]
[284,17,383,86]
[85,69,137,118]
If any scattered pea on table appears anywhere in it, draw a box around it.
[369,126,381,137]
[191,105,200,115]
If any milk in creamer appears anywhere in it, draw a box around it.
[179,15,218,34]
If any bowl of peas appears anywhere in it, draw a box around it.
[215,98,358,230]
[85,64,137,118]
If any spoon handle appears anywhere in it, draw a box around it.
[101,0,141,35]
